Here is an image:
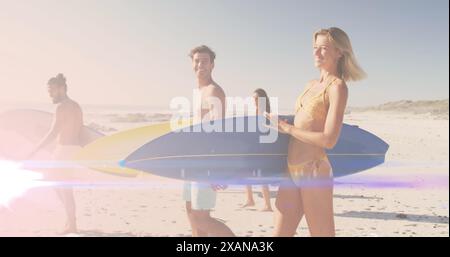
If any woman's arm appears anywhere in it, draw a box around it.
[266,81,348,149]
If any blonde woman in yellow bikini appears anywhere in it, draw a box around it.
[265,27,366,237]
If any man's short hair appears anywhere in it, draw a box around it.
[189,45,216,63]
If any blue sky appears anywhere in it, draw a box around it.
[0,0,448,109]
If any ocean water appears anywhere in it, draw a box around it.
[0,102,171,115]
[1,102,294,134]
[0,102,293,116]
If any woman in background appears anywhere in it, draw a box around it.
[243,88,273,212]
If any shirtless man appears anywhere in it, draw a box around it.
[28,73,83,234]
[183,45,234,237]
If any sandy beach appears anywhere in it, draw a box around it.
[0,109,448,237]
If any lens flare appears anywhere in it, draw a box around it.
[0,160,50,207]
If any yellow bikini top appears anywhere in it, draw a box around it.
[295,78,338,121]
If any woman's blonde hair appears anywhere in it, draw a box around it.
[314,27,367,82]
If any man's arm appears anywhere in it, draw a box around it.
[205,86,228,191]
[27,105,65,159]
[205,86,226,120]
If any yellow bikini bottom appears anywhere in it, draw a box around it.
[287,154,333,187]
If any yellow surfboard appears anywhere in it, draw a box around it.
[73,119,192,177]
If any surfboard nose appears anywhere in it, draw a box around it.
[118,159,127,167]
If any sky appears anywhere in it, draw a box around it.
[0,0,448,110]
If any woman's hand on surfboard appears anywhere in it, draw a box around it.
[263,112,293,135]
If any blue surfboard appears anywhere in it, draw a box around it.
[122,116,389,184]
